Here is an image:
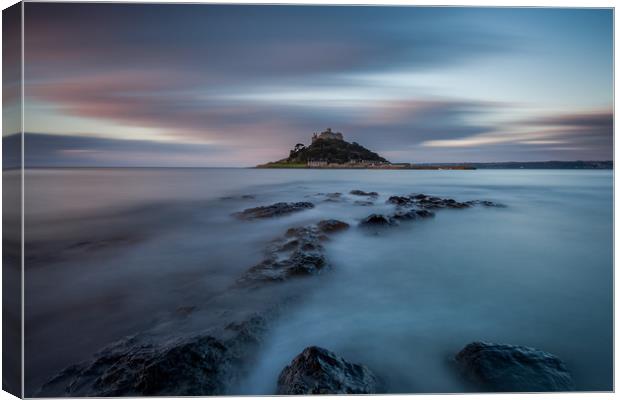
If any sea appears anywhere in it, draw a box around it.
[20,168,613,395]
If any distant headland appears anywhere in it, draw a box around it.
[256,128,612,170]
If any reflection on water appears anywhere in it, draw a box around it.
[24,168,612,394]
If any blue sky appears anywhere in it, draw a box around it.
[18,4,613,166]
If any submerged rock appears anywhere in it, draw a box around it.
[234,202,314,220]
[464,200,506,208]
[455,341,575,392]
[277,346,382,394]
[317,219,350,233]
[392,209,435,221]
[359,214,398,227]
[354,200,374,206]
[350,190,378,197]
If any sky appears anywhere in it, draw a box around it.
[14,4,614,166]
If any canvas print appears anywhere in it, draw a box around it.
[2,2,614,397]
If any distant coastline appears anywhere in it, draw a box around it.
[255,160,613,170]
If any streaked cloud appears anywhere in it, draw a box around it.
[21,4,613,165]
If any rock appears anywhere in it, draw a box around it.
[40,335,235,396]
[350,190,378,197]
[40,313,273,397]
[390,193,505,210]
[277,346,382,394]
[234,202,314,219]
[386,196,413,206]
[354,200,374,206]
[455,342,575,392]
[238,225,331,285]
[390,208,436,222]
[317,219,350,233]
[414,209,434,218]
[359,214,398,227]
[465,200,506,208]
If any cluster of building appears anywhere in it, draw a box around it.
[307,159,393,168]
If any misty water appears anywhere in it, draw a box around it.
[23,168,612,395]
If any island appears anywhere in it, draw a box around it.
[256,128,475,170]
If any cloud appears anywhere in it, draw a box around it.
[21,133,250,167]
[20,4,613,164]
[24,4,519,82]
[420,110,612,160]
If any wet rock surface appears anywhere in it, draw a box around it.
[359,214,398,227]
[455,342,575,392]
[392,209,435,221]
[317,219,350,233]
[234,202,314,219]
[387,193,505,210]
[237,220,348,285]
[362,194,503,228]
[277,346,382,394]
[350,190,378,197]
[40,314,271,397]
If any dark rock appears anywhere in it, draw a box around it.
[354,200,374,206]
[414,209,435,218]
[350,190,378,197]
[359,214,398,227]
[317,219,350,233]
[391,209,435,222]
[40,335,235,396]
[234,202,314,220]
[455,342,575,392]
[465,200,506,208]
[238,225,331,285]
[40,313,273,397]
[386,196,413,206]
[277,346,382,395]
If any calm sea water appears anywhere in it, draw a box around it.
[22,168,613,394]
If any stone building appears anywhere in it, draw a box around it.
[312,128,344,142]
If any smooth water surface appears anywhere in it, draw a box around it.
[24,168,613,394]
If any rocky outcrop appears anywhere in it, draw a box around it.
[359,214,398,227]
[392,209,435,221]
[387,194,505,210]
[40,314,271,397]
[317,219,350,233]
[234,202,314,220]
[387,195,414,206]
[350,190,378,197]
[362,193,502,228]
[237,220,348,285]
[455,342,575,392]
[277,346,382,394]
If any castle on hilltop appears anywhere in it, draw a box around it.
[312,128,343,142]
